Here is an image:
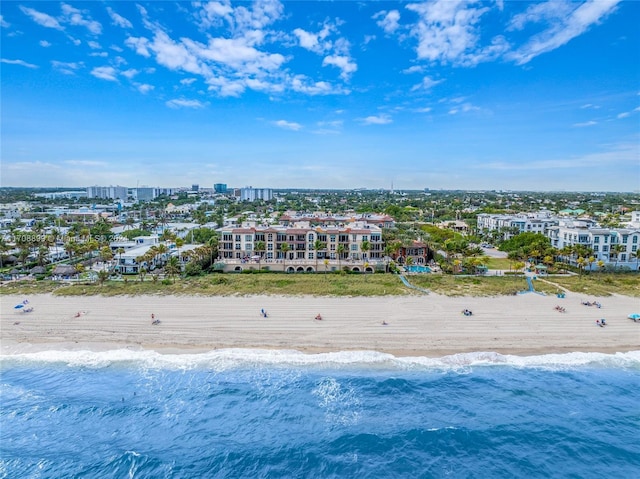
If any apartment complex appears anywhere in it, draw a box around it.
[240,187,273,202]
[87,185,128,200]
[217,221,384,272]
[547,219,640,270]
[477,212,559,239]
[279,212,395,229]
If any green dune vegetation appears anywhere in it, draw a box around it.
[1,272,637,297]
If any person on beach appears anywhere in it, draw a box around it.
[315,313,323,320]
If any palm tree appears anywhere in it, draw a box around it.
[336,244,346,271]
[610,244,624,270]
[280,242,290,272]
[100,246,113,271]
[165,256,181,283]
[576,256,586,276]
[597,259,606,273]
[587,256,595,273]
[116,247,125,273]
[254,241,265,270]
[313,239,326,273]
[630,251,639,272]
[360,240,371,263]
[323,258,329,275]
[97,270,110,286]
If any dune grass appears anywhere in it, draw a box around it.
[1,272,636,297]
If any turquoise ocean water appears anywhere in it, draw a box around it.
[1,349,639,478]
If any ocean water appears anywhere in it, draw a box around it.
[1,350,639,479]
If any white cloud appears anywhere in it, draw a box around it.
[61,3,102,35]
[121,69,139,79]
[482,142,638,170]
[411,76,443,91]
[0,15,9,28]
[20,6,64,30]
[180,78,197,85]
[581,103,600,109]
[135,83,154,94]
[361,114,392,125]
[414,107,432,113]
[1,58,38,69]
[322,55,357,80]
[110,45,124,52]
[508,0,621,65]
[293,28,320,52]
[573,120,597,127]
[406,0,492,65]
[107,7,133,28]
[272,120,302,131]
[51,60,82,75]
[39,40,52,48]
[449,103,480,115]
[166,98,206,109]
[64,160,107,167]
[402,65,425,74]
[125,36,151,57]
[373,10,401,34]
[89,52,108,58]
[91,66,118,81]
[88,40,101,49]
[616,112,630,119]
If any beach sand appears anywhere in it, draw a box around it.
[1,292,638,356]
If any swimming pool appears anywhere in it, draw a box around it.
[404,265,432,273]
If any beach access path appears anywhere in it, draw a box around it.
[1,293,638,357]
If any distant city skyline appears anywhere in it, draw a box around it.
[1,1,639,191]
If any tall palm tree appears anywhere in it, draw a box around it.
[360,240,371,262]
[610,244,624,270]
[630,251,639,272]
[280,242,290,273]
[336,244,346,272]
[254,241,265,270]
[165,256,181,283]
[313,239,326,273]
[576,257,586,276]
[597,259,606,273]
[587,256,595,273]
[116,247,125,273]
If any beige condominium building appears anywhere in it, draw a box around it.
[217,221,384,273]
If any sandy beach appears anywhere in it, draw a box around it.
[1,292,638,356]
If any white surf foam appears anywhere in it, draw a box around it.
[1,348,639,371]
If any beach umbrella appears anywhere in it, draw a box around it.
[14,304,24,309]
[628,313,640,321]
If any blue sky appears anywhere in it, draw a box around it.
[1,0,639,191]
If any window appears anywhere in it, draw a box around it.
[602,245,609,252]
[235,235,241,242]
[594,237,600,243]
[245,235,252,242]
[633,236,638,244]
[267,244,273,251]
[621,254,626,261]
[362,236,368,242]
[330,235,336,242]
[308,252,314,259]
[351,244,357,251]
[633,245,637,252]
[622,235,628,244]
[594,246,599,252]
[235,243,241,250]
[308,234,314,241]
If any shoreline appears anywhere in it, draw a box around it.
[2,293,639,357]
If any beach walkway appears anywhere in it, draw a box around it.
[398,274,429,294]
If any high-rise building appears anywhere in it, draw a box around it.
[240,187,273,202]
[135,187,157,202]
[87,185,128,200]
[214,183,228,194]
[192,184,199,192]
